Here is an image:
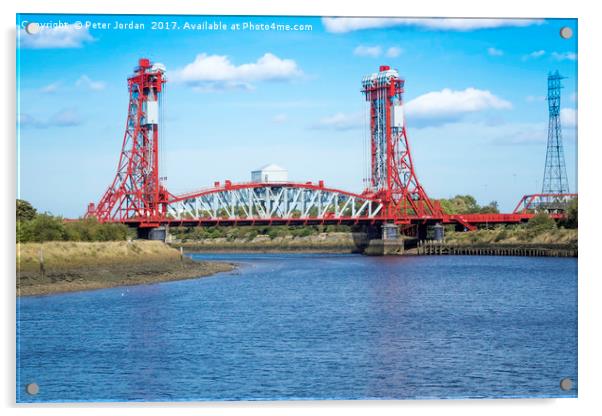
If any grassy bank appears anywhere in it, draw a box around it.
[172,232,369,253]
[173,226,577,256]
[17,240,235,297]
[443,227,577,247]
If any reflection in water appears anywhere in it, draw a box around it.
[17,254,577,402]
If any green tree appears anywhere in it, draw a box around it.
[527,212,557,232]
[438,195,499,214]
[563,198,578,229]
[479,201,499,214]
[16,220,34,243]
[29,214,66,242]
[16,199,37,221]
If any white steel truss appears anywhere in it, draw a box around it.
[167,185,383,220]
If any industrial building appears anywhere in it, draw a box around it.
[251,164,288,183]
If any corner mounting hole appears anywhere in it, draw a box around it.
[560,377,573,391]
[26,383,39,395]
[560,27,573,39]
[25,22,40,35]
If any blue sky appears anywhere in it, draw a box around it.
[16,15,577,217]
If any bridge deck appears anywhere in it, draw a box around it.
[93,181,566,229]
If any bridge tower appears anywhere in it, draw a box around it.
[86,58,169,224]
[361,66,441,220]
[542,70,570,195]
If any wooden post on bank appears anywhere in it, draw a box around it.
[39,245,45,277]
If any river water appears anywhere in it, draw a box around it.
[17,253,577,402]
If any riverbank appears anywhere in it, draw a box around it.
[413,241,576,257]
[16,241,235,297]
[172,232,369,253]
[443,228,577,245]
[172,227,577,257]
[408,228,578,257]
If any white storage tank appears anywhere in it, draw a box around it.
[251,164,288,183]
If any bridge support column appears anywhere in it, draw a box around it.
[382,223,400,241]
[433,223,444,241]
[137,226,167,242]
[364,223,404,256]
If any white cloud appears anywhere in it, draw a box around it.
[172,53,303,91]
[560,108,577,127]
[312,88,512,130]
[487,47,504,56]
[39,81,61,94]
[49,108,82,126]
[322,17,544,33]
[19,108,83,128]
[310,112,363,131]
[405,88,512,126]
[353,45,382,57]
[491,122,548,145]
[385,46,403,58]
[272,114,288,124]
[353,45,403,58]
[552,51,577,61]
[19,24,94,48]
[522,50,546,60]
[491,111,577,145]
[525,95,545,103]
[18,113,44,128]
[75,75,106,91]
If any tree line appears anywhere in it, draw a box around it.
[16,199,131,243]
[437,195,500,214]
[16,195,576,243]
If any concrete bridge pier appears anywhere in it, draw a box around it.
[363,223,405,256]
[137,226,168,242]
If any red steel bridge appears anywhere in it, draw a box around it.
[85,59,575,237]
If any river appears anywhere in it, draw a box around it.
[17,253,577,402]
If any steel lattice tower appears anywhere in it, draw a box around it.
[86,58,170,222]
[542,71,570,194]
[361,65,441,218]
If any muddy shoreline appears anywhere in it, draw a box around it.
[171,240,577,257]
[17,258,236,297]
[172,243,362,254]
[17,241,237,297]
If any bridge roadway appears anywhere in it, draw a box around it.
[119,181,557,231]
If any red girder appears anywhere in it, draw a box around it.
[85,60,575,232]
[162,180,549,227]
[170,181,376,204]
[513,193,577,214]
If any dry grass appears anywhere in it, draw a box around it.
[16,240,181,272]
[174,232,369,253]
[444,228,578,246]
[16,240,236,296]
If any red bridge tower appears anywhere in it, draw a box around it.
[86,58,169,224]
[361,65,441,221]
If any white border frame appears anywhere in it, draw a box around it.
[3,1,600,415]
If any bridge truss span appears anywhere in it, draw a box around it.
[166,182,384,224]
[85,59,576,233]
